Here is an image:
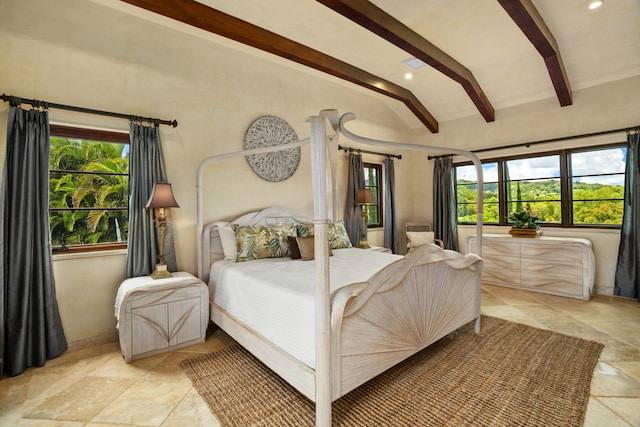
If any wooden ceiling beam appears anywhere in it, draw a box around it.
[120,0,439,132]
[317,0,495,123]
[498,0,572,106]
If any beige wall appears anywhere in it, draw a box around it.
[1,0,637,344]
[0,0,414,344]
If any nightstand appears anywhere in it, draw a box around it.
[115,272,209,363]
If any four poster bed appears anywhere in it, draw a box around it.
[196,111,485,426]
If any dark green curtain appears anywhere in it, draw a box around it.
[433,157,459,251]
[615,132,639,299]
[1,104,67,377]
[125,123,176,278]
[344,153,364,246]
[383,157,398,253]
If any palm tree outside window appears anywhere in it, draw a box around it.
[49,125,129,253]
[363,162,383,228]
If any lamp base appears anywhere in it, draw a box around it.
[357,240,371,249]
[150,263,172,280]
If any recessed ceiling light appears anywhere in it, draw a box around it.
[588,1,603,10]
[405,72,413,80]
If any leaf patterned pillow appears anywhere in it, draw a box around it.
[297,223,314,238]
[329,220,352,249]
[296,221,352,249]
[234,224,296,262]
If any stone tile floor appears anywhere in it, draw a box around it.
[0,284,639,426]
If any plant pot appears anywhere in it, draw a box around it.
[509,227,542,237]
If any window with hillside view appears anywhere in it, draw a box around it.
[570,147,626,225]
[455,144,627,227]
[456,162,499,223]
[505,155,562,224]
[49,125,129,252]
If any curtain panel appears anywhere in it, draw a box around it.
[615,132,639,299]
[383,157,398,253]
[1,105,67,377]
[126,123,176,278]
[433,158,459,251]
[344,153,364,246]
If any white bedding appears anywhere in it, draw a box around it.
[209,247,402,368]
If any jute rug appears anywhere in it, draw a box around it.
[181,316,603,426]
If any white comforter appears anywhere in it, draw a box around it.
[209,247,402,368]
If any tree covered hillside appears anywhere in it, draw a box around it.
[457,179,624,225]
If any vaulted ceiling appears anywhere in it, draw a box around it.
[117,0,640,131]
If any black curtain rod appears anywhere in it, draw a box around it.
[428,124,639,160]
[338,144,401,160]
[1,93,178,128]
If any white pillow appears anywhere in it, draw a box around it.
[406,231,435,248]
[218,224,237,261]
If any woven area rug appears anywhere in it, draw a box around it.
[181,316,603,426]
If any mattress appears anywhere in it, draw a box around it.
[209,247,402,368]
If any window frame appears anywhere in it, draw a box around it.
[49,125,130,254]
[363,162,383,228]
[454,142,626,229]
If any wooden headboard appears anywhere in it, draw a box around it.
[200,206,313,282]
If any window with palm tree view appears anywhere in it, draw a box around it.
[49,125,129,252]
[455,144,626,227]
[363,163,382,228]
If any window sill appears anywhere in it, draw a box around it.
[457,224,621,234]
[52,249,127,261]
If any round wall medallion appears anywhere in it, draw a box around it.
[244,116,301,182]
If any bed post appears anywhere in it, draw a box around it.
[309,114,332,427]
[320,109,340,222]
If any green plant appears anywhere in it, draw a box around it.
[508,205,543,229]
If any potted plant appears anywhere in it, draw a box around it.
[507,205,543,237]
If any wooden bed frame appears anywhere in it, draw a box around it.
[196,111,485,426]
[202,208,483,400]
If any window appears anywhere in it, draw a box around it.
[49,125,129,252]
[363,163,383,228]
[570,147,626,225]
[505,155,562,224]
[455,162,499,223]
[455,144,627,227]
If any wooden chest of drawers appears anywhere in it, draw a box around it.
[466,235,595,300]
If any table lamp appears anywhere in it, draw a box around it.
[146,182,179,279]
[355,188,375,249]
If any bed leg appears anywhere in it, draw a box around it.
[475,316,481,334]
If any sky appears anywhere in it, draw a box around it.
[457,147,626,186]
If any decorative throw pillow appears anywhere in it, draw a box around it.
[406,231,435,248]
[329,220,352,249]
[218,224,237,261]
[296,223,314,238]
[295,236,333,261]
[296,236,316,261]
[234,224,296,262]
[297,221,352,249]
[288,235,302,260]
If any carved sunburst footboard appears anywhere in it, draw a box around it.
[331,244,483,399]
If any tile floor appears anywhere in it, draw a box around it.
[0,285,639,426]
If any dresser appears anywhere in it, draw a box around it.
[466,234,595,300]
